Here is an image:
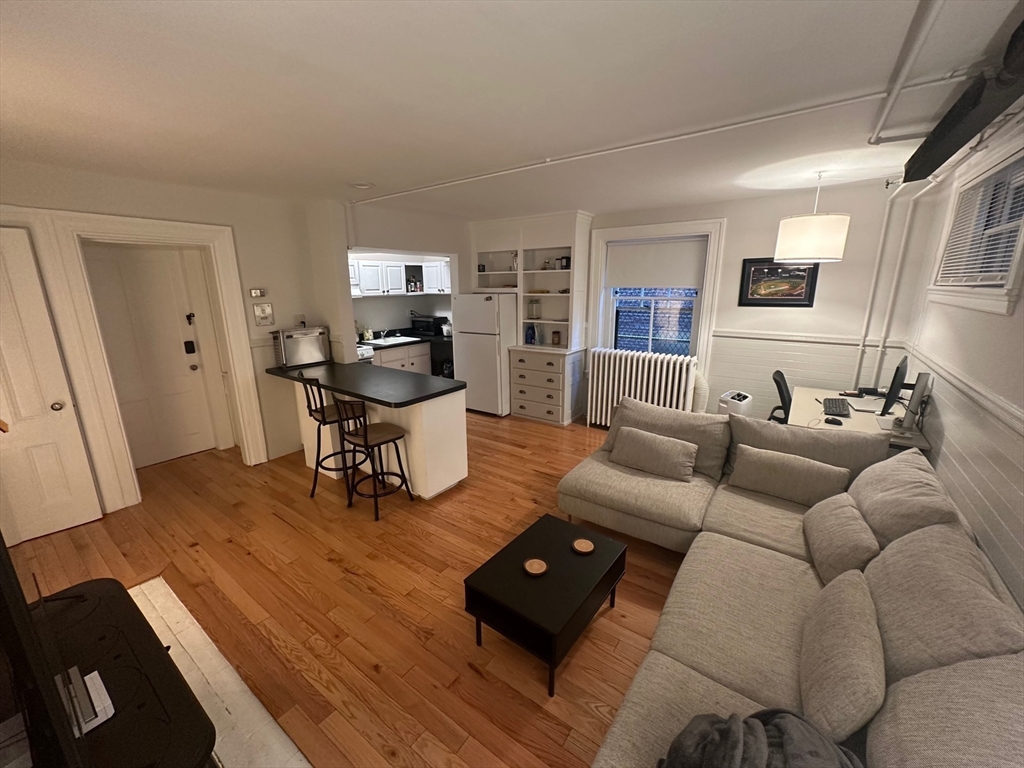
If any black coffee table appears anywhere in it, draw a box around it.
[464,515,626,696]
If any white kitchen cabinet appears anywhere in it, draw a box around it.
[348,261,359,285]
[441,261,451,294]
[358,261,384,295]
[373,343,431,373]
[383,262,406,295]
[422,262,442,293]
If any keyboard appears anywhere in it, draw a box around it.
[823,398,851,418]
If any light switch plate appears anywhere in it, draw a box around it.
[253,302,274,326]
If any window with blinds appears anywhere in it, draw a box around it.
[936,155,1024,287]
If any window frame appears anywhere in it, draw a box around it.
[610,287,700,356]
[927,143,1024,316]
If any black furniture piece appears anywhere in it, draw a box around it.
[267,361,466,408]
[464,515,626,697]
[296,371,358,498]
[333,397,414,521]
[0,531,215,767]
[769,369,792,424]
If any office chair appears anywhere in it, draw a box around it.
[769,370,792,424]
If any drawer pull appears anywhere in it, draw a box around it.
[546,378,554,383]
[519,374,526,379]
[518,389,526,394]
[546,394,554,399]
[519,405,526,410]
[546,410,554,415]
[546,361,554,367]
[518,358,526,363]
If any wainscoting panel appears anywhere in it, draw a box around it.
[911,354,1024,607]
[704,334,897,419]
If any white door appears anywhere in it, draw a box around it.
[0,228,101,545]
[454,332,502,413]
[83,244,216,468]
[441,261,451,294]
[422,263,442,293]
[452,294,500,334]
[357,261,383,295]
[383,262,406,295]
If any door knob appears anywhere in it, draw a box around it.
[50,402,64,411]
[190,364,199,371]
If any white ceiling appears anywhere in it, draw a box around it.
[0,0,1019,219]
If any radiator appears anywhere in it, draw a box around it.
[587,348,697,427]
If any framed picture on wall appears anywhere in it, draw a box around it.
[738,258,819,307]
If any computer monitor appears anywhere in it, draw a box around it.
[880,356,908,417]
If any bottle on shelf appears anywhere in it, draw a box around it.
[525,324,536,345]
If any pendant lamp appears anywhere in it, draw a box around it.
[774,172,850,263]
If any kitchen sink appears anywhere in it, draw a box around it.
[365,335,421,346]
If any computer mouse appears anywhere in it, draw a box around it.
[825,417,843,426]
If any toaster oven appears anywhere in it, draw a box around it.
[270,326,331,368]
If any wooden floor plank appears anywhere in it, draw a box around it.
[6,413,678,767]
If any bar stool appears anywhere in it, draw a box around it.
[332,396,414,521]
[296,372,365,498]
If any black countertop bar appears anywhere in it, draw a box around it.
[266,362,466,408]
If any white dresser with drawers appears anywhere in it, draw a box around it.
[509,346,585,426]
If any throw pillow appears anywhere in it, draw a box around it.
[803,493,880,584]
[602,398,730,481]
[608,427,698,482]
[800,571,886,743]
[726,413,889,480]
[864,523,1024,683]
[728,444,850,507]
[848,448,959,548]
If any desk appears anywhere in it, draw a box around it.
[267,363,469,498]
[790,387,931,451]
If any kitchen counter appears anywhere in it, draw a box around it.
[266,362,464,407]
[267,362,468,499]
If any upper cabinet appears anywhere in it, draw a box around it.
[382,262,406,295]
[520,213,579,250]
[358,261,384,295]
[442,261,451,294]
[422,262,443,293]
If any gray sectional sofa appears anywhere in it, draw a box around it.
[556,398,1024,767]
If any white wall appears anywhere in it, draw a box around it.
[892,152,1023,607]
[353,294,452,334]
[592,181,897,415]
[0,158,314,459]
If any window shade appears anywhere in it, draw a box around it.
[605,236,708,288]
[936,156,1024,287]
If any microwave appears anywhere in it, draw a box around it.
[270,326,331,368]
[410,316,446,336]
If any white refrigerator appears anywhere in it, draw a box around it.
[452,293,518,415]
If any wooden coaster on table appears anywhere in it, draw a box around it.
[523,558,548,576]
[572,538,595,555]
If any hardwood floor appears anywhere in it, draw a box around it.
[8,413,682,768]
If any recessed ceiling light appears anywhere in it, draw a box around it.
[349,182,375,190]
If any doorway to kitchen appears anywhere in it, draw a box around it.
[81,241,235,469]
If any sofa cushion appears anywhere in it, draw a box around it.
[848,448,959,547]
[729,444,850,507]
[603,398,731,481]
[727,413,889,480]
[701,483,810,561]
[557,450,717,532]
[803,493,880,584]
[652,532,822,711]
[865,523,1024,683]
[609,426,698,482]
[800,571,885,742]
[867,652,1024,768]
[592,650,762,768]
